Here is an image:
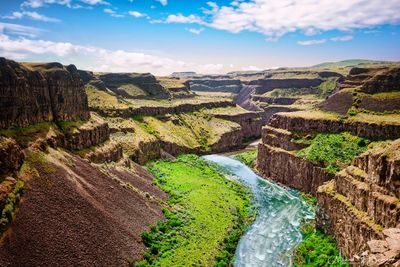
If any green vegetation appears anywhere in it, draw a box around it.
[233,150,258,168]
[132,111,240,152]
[0,180,24,235]
[0,122,55,146]
[300,192,317,206]
[294,224,349,267]
[134,154,254,267]
[318,79,337,96]
[297,133,369,173]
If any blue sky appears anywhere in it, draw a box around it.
[0,0,400,75]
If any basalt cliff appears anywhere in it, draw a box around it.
[257,66,400,265]
[0,58,263,266]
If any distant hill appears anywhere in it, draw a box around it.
[312,59,389,68]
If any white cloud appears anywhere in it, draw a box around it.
[129,11,145,18]
[156,0,167,6]
[103,8,125,18]
[0,22,43,38]
[21,0,109,8]
[163,0,400,39]
[0,33,229,75]
[330,35,354,41]
[3,11,60,22]
[187,28,204,35]
[298,39,327,45]
[165,14,205,24]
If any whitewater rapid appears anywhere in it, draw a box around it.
[203,155,315,267]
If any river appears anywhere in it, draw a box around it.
[203,155,315,267]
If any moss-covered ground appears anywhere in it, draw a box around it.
[297,132,369,173]
[233,150,258,168]
[134,154,254,267]
[293,222,349,267]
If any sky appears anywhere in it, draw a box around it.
[0,0,400,75]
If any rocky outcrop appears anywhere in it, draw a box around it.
[60,116,110,151]
[361,67,400,94]
[0,58,52,128]
[260,106,301,124]
[27,62,90,122]
[257,143,334,194]
[321,90,354,115]
[98,73,170,99]
[213,111,262,138]
[269,112,400,140]
[249,78,323,95]
[0,137,24,180]
[188,79,242,93]
[362,228,400,266]
[262,126,308,151]
[359,95,400,113]
[93,99,235,118]
[317,180,384,259]
[234,84,260,111]
[0,58,89,129]
[317,139,400,260]
[84,142,123,164]
[252,96,299,105]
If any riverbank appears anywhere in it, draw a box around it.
[134,154,254,266]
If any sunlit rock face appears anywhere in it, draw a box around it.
[0,58,90,129]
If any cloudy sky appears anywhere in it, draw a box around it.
[1,0,400,75]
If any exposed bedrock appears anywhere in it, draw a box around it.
[98,72,170,99]
[188,79,242,93]
[257,143,334,195]
[84,142,123,164]
[93,99,235,118]
[213,112,262,138]
[26,62,90,122]
[260,106,301,125]
[234,84,260,111]
[60,116,110,151]
[251,95,299,105]
[0,58,89,129]
[268,112,400,140]
[361,67,400,94]
[359,95,400,113]
[0,58,89,128]
[249,78,323,95]
[262,126,308,151]
[0,137,24,180]
[320,90,354,115]
[317,140,400,260]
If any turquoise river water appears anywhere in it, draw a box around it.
[203,155,315,267]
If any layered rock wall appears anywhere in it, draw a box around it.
[249,78,323,94]
[0,58,89,129]
[317,140,400,260]
[269,113,400,140]
[257,143,334,194]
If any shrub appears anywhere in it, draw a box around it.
[297,133,369,173]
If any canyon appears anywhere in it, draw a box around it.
[0,57,399,266]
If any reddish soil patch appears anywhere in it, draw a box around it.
[0,150,166,267]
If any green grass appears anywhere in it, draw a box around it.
[318,79,337,96]
[297,133,369,173]
[233,150,258,168]
[134,154,254,267]
[0,180,24,236]
[294,224,349,267]
[300,192,317,206]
